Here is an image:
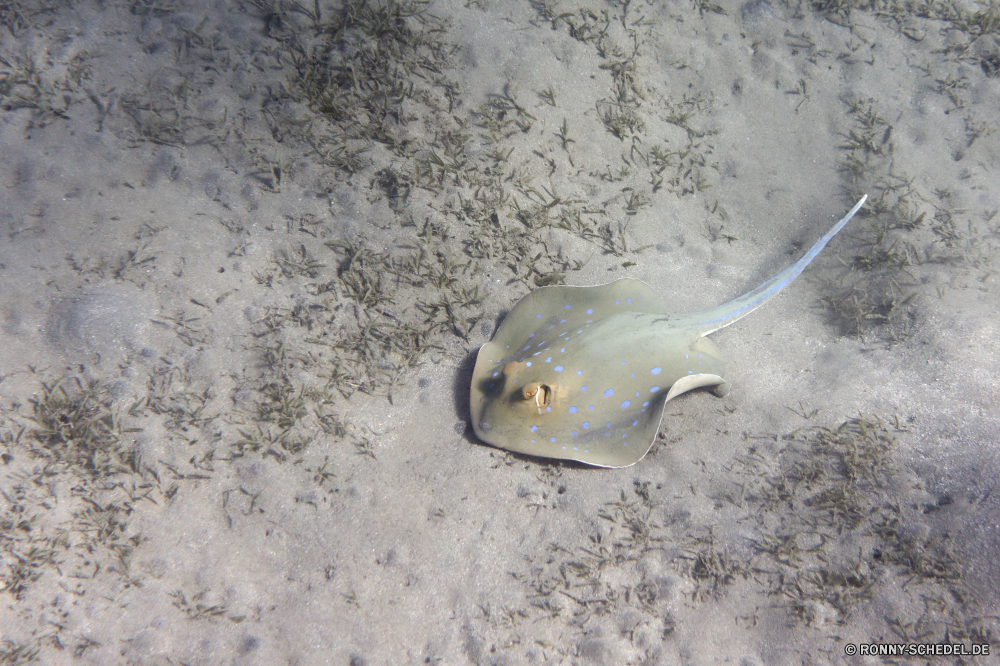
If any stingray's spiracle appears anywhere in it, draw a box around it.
[521,382,552,407]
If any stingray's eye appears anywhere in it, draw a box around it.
[522,382,552,407]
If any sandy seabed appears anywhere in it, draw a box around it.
[1,0,1000,664]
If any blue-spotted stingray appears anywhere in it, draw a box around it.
[470,195,867,468]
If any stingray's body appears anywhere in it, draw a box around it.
[470,196,867,468]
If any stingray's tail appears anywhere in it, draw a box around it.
[684,195,867,336]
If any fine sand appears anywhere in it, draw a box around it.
[1,0,999,664]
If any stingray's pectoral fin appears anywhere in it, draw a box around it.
[665,373,729,402]
[708,380,730,398]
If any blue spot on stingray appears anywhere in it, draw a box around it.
[604,388,615,397]
[621,360,627,365]
[546,406,551,412]
[528,333,535,338]
[586,308,594,314]
[571,430,578,437]
[565,304,571,309]
[550,437,557,443]
[621,400,631,408]
[561,348,566,353]
[688,370,694,374]
[606,422,612,427]
[650,386,660,392]
[685,353,689,359]
[577,370,583,376]
[582,421,590,428]
[588,405,595,410]
[555,366,564,372]
[581,386,588,392]
[632,420,639,426]
[492,372,499,377]
[545,357,552,363]
[560,319,566,323]
[622,433,627,438]
[642,401,649,407]
[530,426,538,433]
[626,297,632,303]
[698,353,703,358]
[526,362,532,367]
[569,406,578,414]
[635,392,640,397]
[536,314,542,318]
[615,300,620,305]
[630,373,635,378]
[651,367,662,375]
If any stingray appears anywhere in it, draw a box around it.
[470,195,867,468]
